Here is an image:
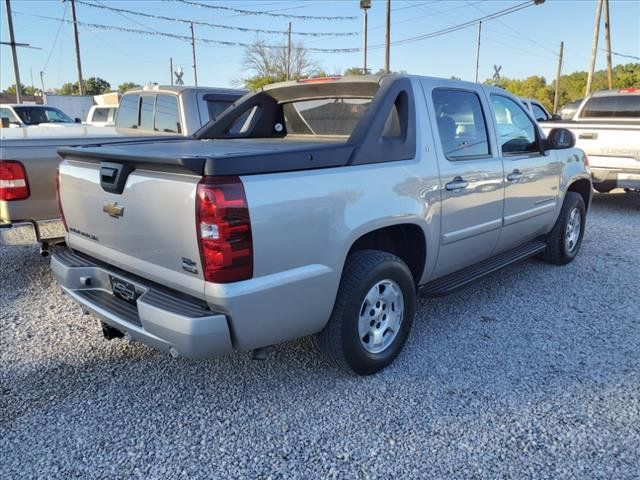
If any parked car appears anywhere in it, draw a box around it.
[0,104,81,127]
[559,98,583,120]
[540,88,640,193]
[86,105,118,127]
[52,75,591,374]
[520,98,559,122]
[0,86,244,253]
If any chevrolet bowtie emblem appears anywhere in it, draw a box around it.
[103,201,124,218]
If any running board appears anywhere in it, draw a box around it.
[421,240,547,297]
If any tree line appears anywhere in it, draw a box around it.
[3,79,141,97]
[487,63,639,111]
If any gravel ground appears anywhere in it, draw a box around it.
[1,191,639,479]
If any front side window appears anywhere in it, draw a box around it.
[117,94,139,129]
[155,95,182,133]
[283,98,372,136]
[491,95,538,155]
[139,95,155,130]
[432,89,490,159]
[531,103,549,121]
[12,106,73,125]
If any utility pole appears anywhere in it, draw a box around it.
[603,0,613,89]
[553,41,564,115]
[585,0,603,97]
[40,71,46,98]
[286,22,292,80]
[360,0,371,75]
[190,22,198,86]
[475,20,482,83]
[384,0,390,73]
[69,0,84,95]
[170,57,174,86]
[4,0,23,103]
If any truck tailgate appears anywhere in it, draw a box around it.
[58,159,205,299]
[541,122,640,169]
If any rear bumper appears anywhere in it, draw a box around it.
[0,218,65,246]
[591,167,640,190]
[51,249,233,358]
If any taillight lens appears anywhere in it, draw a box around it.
[56,167,68,232]
[196,176,253,283]
[0,160,30,201]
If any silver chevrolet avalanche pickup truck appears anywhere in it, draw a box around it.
[52,75,591,374]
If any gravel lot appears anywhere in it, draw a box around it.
[1,191,639,479]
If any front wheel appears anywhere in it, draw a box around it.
[541,191,586,265]
[316,250,416,375]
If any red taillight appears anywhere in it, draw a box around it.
[196,176,252,283]
[0,160,29,201]
[56,167,68,232]
[618,87,639,93]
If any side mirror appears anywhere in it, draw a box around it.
[551,114,562,121]
[74,117,82,123]
[545,128,575,150]
[0,117,9,128]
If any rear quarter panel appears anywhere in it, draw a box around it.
[219,81,442,347]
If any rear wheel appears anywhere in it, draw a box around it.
[541,192,586,265]
[317,250,416,375]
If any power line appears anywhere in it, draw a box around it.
[42,2,68,71]
[169,0,358,21]
[368,1,539,50]
[11,11,361,53]
[75,0,358,37]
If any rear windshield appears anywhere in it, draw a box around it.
[581,95,640,118]
[283,98,372,136]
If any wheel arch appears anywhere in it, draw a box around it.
[346,222,427,286]
[567,177,592,211]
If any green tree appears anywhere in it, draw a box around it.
[344,67,365,76]
[57,77,111,95]
[118,82,141,93]
[4,83,37,96]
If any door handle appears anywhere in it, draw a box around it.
[507,170,523,182]
[579,132,597,140]
[445,176,469,191]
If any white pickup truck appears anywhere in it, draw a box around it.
[1,85,243,253]
[51,75,591,374]
[540,88,640,193]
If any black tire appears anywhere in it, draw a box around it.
[594,186,612,193]
[316,250,416,375]
[541,192,586,265]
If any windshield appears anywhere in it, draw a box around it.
[12,106,74,125]
[283,98,372,136]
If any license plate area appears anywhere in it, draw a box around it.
[109,275,142,305]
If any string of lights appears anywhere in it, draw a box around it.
[12,11,361,53]
[168,0,358,21]
[74,1,359,37]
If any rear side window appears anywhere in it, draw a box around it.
[432,89,490,159]
[581,95,640,118]
[117,94,139,129]
[283,98,372,136]
[491,95,538,155]
[91,108,110,123]
[206,100,233,121]
[155,94,182,133]
[139,96,155,130]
